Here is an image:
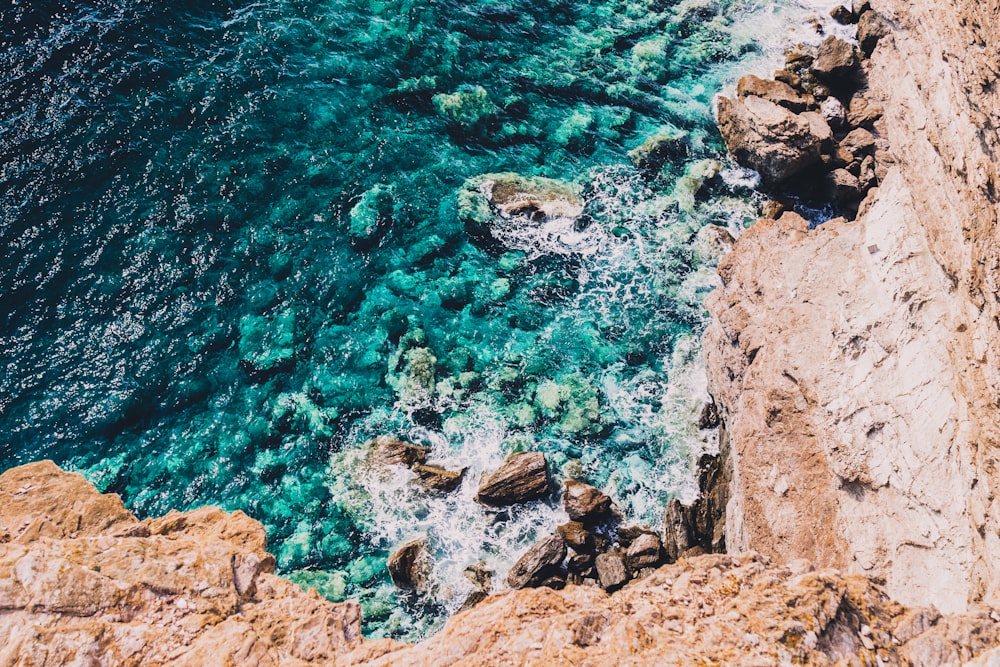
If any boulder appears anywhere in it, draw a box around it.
[562,480,614,523]
[716,95,827,185]
[820,96,847,131]
[840,127,877,157]
[626,533,663,571]
[557,521,595,552]
[412,463,465,492]
[857,10,889,56]
[594,549,629,592]
[830,4,856,24]
[372,436,430,468]
[736,74,811,113]
[505,534,567,589]
[810,36,859,82]
[826,168,864,204]
[387,537,433,593]
[847,94,883,127]
[463,561,493,592]
[476,452,549,506]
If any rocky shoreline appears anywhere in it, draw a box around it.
[4,0,1000,663]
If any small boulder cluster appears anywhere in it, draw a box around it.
[716,1,890,217]
[372,435,466,492]
[504,479,667,594]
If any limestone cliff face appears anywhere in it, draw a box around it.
[704,0,1000,614]
[5,461,1000,666]
[0,461,362,666]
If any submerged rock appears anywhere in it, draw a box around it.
[475,452,550,506]
[505,534,567,589]
[627,127,691,176]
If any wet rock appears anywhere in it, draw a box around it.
[458,173,583,246]
[810,36,859,82]
[627,127,691,176]
[387,537,432,593]
[372,436,430,468]
[562,480,614,523]
[476,452,549,506]
[716,95,826,185]
[857,10,889,56]
[594,549,629,592]
[457,590,489,613]
[626,533,663,571]
[505,534,567,589]
[737,74,811,113]
[463,561,493,592]
[830,4,856,24]
[557,521,595,552]
[784,45,815,70]
[412,463,465,492]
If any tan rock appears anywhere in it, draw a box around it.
[475,452,549,506]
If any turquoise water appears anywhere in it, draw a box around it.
[1,0,832,639]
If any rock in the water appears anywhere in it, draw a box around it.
[557,521,596,552]
[563,480,614,523]
[716,95,827,185]
[594,549,629,592]
[810,36,859,82]
[464,561,493,592]
[476,452,549,506]
[505,534,567,589]
[830,4,856,24]
[736,74,811,112]
[627,127,690,176]
[348,183,394,249]
[387,537,433,593]
[626,533,663,571]
[412,463,465,492]
[372,435,430,468]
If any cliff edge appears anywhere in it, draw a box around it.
[705,0,1000,615]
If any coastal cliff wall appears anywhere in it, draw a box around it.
[704,0,1000,613]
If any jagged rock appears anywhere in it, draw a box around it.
[857,10,889,56]
[736,74,811,112]
[594,549,629,592]
[626,533,663,571]
[716,95,827,185]
[504,534,566,589]
[826,168,864,203]
[830,4,856,24]
[567,551,595,574]
[387,537,433,593]
[412,463,465,492]
[820,96,847,131]
[847,94,884,127]
[859,155,878,189]
[840,127,877,158]
[810,36,859,82]
[372,435,430,467]
[476,452,549,506]
[557,521,595,552]
[463,561,493,592]
[562,480,614,523]
[0,462,362,664]
[761,199,788,219]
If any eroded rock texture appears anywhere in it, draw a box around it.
[705,0,1000,615]
[0,461,362,666]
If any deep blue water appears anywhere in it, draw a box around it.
[1,0,830,638]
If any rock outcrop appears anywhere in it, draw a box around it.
[0,461,363,665]
[704,0,1000,617]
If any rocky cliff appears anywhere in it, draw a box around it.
[5,461,1000,666]
[705,0,1000,616]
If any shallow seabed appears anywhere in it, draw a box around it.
[2,0,835,638]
